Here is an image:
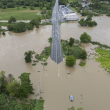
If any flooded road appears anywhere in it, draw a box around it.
[0,16,110,110]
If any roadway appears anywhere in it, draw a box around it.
[51,0,63,64]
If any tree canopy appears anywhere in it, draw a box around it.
[80,32,91,43]
[66,55,76,67]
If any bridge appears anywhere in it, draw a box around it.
[51,0,63,64]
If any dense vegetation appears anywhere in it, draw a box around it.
[7,16,42,32]
[90,41,110,49]
[0,71,44,110]
[0,0,54,10]
[78,15,97,27]
[59,0,68,5]
[24,37,87,66]
[80,32,91,43]
[89,1,110,16]
[95,47,110,74]
[0,71,34,99]
[66,55,76,67]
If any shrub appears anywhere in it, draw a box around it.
[81,9,89,16]
[7,3,15,8]
[30,19,36,26]
[65,55,76,67]
[69,37,75,46]
[80,32,91,43]
[78,18,87,26]
[27,24,33,30]
[2,31,5,35]
[8,16,16,23]
[2,5,6,9]
[74,39,79,43]
[7,24,13,31]
[79,60,86,66]
[80,49,87,60]
[18,73,34,98]
[13,22,26,33]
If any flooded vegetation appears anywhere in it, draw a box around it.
[0,15,110,110]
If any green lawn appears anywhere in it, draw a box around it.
[0,6,42,20]
[0,12,44,20]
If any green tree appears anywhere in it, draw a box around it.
[24,51,35,63]
[80,32,91,43]
[80,49,87,60]
[69,37,75,46]
[48,37,52,44]
[18,73,34,98]
[0,93,7,105]
[66,55,76,67]
[7,24,13,31]
[0,71,7,94]
[8,16,16,23]
[2,31,5,35]
[6,80,20,96]
[30,4,34,10]
[7,3,15,8]
[78,18,87,26]
[13,22,26,33]
[86,15,92,21]
[81,9,89,16]
[27,23,33,30]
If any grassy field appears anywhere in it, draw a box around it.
[0,12,43,20]
[0,6,43,20]
[0,22,8,27]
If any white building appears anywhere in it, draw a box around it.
[60,5,79,21]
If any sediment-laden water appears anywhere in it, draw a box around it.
[0,16,110,110]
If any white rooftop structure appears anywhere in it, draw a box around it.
[60,5,79,21]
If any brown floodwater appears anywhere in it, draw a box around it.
[0,16,110,110]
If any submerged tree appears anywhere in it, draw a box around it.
[18,73,34,98]
[69,37,75,46]
[66,55,76,67]
[0,71,7,94]
[80,32,91,43]
[6,80,20,96]
[24,51,35,63]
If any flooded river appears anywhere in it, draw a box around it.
[0,16,110,110]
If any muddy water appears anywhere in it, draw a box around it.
[0,16,110,110]
[61,15,110,46]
